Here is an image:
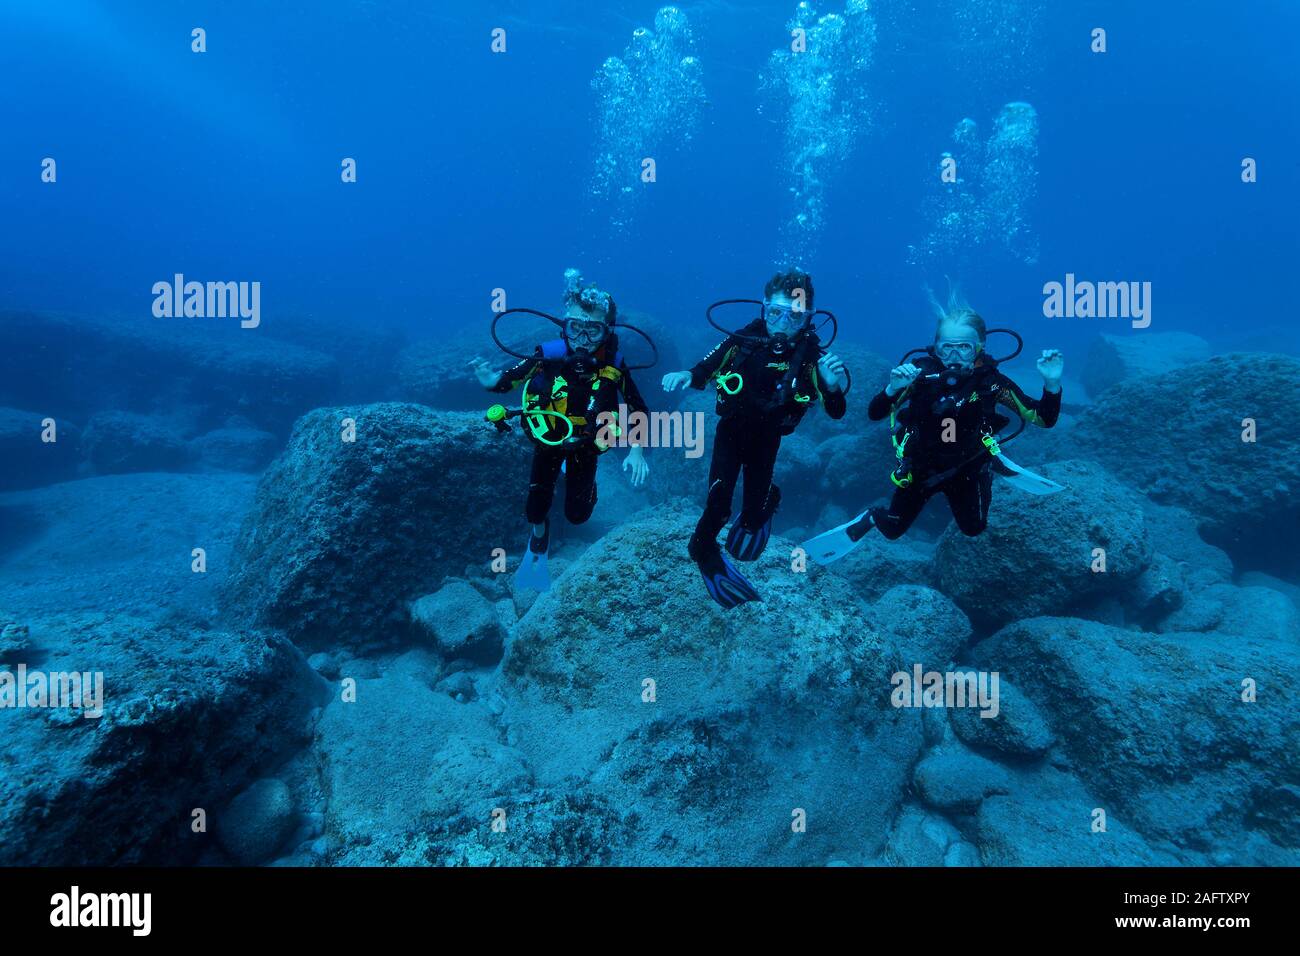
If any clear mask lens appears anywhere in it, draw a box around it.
[936,341,977,361]
[566,319,608,345]
[766,305,806,334]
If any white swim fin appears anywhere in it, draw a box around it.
[800,510,872,566]
[992,455,1064,495]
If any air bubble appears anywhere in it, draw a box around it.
[760,1,878,267]
[589,6,707,231]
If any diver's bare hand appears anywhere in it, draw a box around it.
[661,370,692,392]
[469,357,499,388]
[1037,349,1064,393]
[818,353,849,392]
[886,363,921,396]
[623,446,649,487]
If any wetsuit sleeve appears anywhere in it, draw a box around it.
[810,364,847,419]
[488,356,538,394]
[688,336,737,389]
[868,387,900,421]
[995,373,1061,428]
[618,363,650,418]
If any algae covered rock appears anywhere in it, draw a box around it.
[1067,353,1300,562]
[217,777,298,866]
[866,584,971,668]
[933,460,1152,628]
[973,765,1180,866]
[1155,583,1300,643]
[191,425,279,472]
[971,615,1300,859]
[81,410,190,475]
[410,580,507,664]
[948,676,1054,758]
[912,745,1011,813]
[222,403,527,650]
[0,614,324,865]
[499,506,923,865]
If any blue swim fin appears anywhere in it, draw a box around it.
[724,485,781,562]
[694,544,761,610]
[514,521,551,592]
[725,514,773,561]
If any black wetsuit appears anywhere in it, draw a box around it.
[490,341,648,526]
[865,355,1060,538]
[687,320,847,556]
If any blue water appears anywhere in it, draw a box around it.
[4,0,1296,359]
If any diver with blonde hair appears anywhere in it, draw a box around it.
[802,290,1063,564]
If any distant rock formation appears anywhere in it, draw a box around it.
[1080,331,1211,397]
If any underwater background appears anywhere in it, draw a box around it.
[1,0,1298,866]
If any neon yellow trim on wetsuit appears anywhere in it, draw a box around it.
[1001,388,1043,426]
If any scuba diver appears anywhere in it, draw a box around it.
[663,269,849,609]
[471,269,653,592]
[801,292,1064,565]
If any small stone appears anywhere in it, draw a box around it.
[216,778,298,866]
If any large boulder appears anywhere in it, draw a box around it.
[912,744,1011,813]
[1138,499,1233,592]
[0,468,321,865]
[498,506,924,865]
[80,410,191,475]
[254,312,405,405]
[1065,353,1300,564]
[1080,331,1212,397]
[410,579,507,664]
[1239,571,1300,610]
[948,677,1055,758]
[222,404,527,651]
[933,460,1152,629]
[865,585,972,667]
[0,613,324,865]
[397,328,507,412]
[973,765,1181,865]
[971,616,1300,861]
[1155,583,1300,644]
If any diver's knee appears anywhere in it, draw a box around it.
[565,503,596,525]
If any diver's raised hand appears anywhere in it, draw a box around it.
[818,352,849,392]
[662,370,692,392]
[1037,349,1064,392]
[470,357,499,388]
[623,445,649,487]
[886,363,922,396]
